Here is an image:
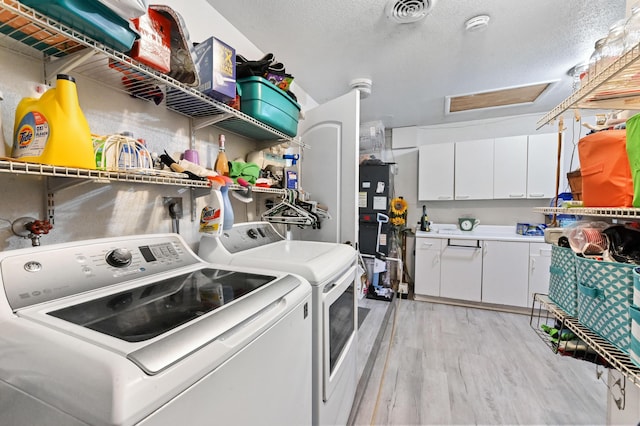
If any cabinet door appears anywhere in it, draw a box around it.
[482,240,530,307]
[527,133,559,199]
[528,242,552,307]
[493,136,528,199]
[418,144,454,201]
[440,239,483,301]
[455,139,494,200]
[414,238,441,296]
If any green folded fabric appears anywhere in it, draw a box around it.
[228,161,260,184]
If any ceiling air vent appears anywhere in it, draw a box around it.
[386,0,437,24]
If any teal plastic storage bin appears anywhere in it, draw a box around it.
[21,0,138,52]
[576,255,633,354]
[629,304,640,367]
[237,76,301,137]
[548,245,578,316]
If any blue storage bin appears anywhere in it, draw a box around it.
[548,245,578,316]
[237,76,301,137]
[576,255,634,354]
[21,0,138,52]
[629,304,640,367]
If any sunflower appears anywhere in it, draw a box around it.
[389,197,408,227]
[390,197,408,215]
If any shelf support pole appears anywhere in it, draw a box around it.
[551,117,565,227]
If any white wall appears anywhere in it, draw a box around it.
[0,1,315,251]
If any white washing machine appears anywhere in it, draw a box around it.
[0,233,312,426]
[199,222,358,426]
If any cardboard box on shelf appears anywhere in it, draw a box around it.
[195,36,236,102]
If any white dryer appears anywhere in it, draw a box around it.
[0,233,312,426]
[199,221,358,426]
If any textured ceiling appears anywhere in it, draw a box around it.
[206,0,626,128]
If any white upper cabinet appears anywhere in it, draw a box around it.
[454,139,494,200]
[418,143,455,201]
[493,136,528,199]
[527,133,560,199]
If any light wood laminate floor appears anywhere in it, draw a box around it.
[352,299,606,425]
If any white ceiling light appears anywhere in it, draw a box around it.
[385,0,438,24]
[464,15,490,32]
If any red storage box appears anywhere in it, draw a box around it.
[129,8,171,73]
[578,130,633,207]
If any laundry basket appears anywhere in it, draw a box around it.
[548,245,578,316]
[576,255,633,354]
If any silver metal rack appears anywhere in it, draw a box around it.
[533,206,640,219]
[0,0,303,145]
[533,294,640,389]
[0,159,211,187]
[538,41,640,128]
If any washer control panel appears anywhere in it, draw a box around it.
[1,234,200,310]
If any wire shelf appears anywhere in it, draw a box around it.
[533,207,640,220]
[0,0,302,145]
[0,159,212,187]
[532,294,640,389]
[538,41,640,128]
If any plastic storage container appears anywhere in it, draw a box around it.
[21,0,138,52]
[576,255,633,353]
[548,245,578,316]
[237,76,301,137]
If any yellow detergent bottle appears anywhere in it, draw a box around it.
[12,74,95,169]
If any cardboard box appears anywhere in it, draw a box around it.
[195,36,236,102]
[130,8,171,73]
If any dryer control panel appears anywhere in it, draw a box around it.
[1,234,201,310]
[218,222,284,253]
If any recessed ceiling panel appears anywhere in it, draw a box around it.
[447,82,552,113]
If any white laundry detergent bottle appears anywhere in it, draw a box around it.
[199,189,224,236]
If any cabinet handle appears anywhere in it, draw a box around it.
[421,242,433,248]
[446,239,480,249]
[456,195,470,199]
[528,193,545,198]
[437,195,452,200]
[509,193,525,198]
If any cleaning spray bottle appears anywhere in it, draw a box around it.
[12,74,95,169]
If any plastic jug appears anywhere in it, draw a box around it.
[12,74,96,169]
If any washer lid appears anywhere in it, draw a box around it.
[228,240,356,283]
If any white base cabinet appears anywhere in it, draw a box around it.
[415,236,550,309]
[414,238,442,297]
[439,239,483,302]
[481,241,530,307]
[528,243,552,307]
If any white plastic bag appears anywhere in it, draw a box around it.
[96,0,148,21]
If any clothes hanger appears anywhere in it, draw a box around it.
[261,189,316,226]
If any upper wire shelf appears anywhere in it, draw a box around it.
[538,41,640,129]
[0,0,303,145]
[533,206,640,220]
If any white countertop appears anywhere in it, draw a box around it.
[415,224,545,243]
